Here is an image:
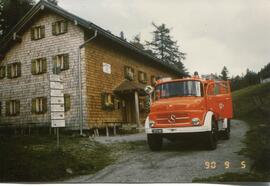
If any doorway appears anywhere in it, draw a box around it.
[121,94,136,124]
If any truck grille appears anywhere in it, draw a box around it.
[156,113,190,125]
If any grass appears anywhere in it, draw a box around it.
[193,82,270,182]
[0,134,115,182]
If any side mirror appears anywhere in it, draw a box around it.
[145,85,154,95]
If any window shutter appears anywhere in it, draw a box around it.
[42,97,47,113]
[63,54,69,70]
[31,98,36,113]
[7,64,11,78]
[42,58,47,73]
[111,94,115,110]
[52,22,56,35]
[15,100,20,115]
[63,21,68,33]
[30,28,35,40]
[64,94,71,112]
[40,26,45,38]
[144,73,148,83]
[16,63,21,77]
[138,71,141,82]
[31,60,36,75]
[101,93,106,110]
[6,101,10,116]
[0,66,5,79]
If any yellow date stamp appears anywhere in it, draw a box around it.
[204,160,246,169]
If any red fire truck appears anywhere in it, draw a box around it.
[145,75,233,151]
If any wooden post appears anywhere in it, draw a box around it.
[113,124,117,136]
[134,91,140,127]
[28,125,31,136]
[106,126,109,137]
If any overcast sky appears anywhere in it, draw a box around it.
[53,0,270,77]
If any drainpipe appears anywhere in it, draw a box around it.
[78,29,98,135]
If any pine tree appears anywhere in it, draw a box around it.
[146,22,187,75]
[220,66,229,80]
[130,34,144,50]
[0,0,35,40]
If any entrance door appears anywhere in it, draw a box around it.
[122,94,136,124]
[206,81,233,119]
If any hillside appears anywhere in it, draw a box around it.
[232,82,270,176]
[232,82,270,125]
[194,82,270,182]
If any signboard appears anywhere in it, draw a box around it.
[50,74,65,128]
[103,63,111,74]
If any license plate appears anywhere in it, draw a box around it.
[152,129,163,133]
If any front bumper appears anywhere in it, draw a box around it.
[145,124,211,134]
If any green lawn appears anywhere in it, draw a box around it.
[0,134,115,182]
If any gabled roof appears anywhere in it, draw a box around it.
[0,0,183,76]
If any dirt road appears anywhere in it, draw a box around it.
[67,120,250,183]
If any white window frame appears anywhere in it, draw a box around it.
[11,64,18,78]
[34,27,42,39]
[56,55,65,70]
[35,97,44,113]
[9,100,17,115]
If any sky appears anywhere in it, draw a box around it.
[52,0,270,77]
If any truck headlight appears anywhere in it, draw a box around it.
[192,118,200,126]
[149,120,155,128]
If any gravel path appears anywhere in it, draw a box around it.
[67,120,250,183]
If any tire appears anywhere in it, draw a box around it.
[224,119,231,140]
[206,118,218,150]
[147,134,162,151]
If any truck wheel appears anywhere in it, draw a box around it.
[224,119,231,140]
[147,134,162,151]
[206,118,218,150]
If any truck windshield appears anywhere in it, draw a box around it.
[155,80,202,99]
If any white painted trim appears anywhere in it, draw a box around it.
[145,111,213,134]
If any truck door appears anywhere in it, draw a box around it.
[206,81,233,119]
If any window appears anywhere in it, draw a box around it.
[155,80,202,100]
[53,54,69,74]
[151,76,156,86]
[0,66,6,79]
[31,58,47,75]
[6,100,20,116]
[52,20,68,35]
[31,26,45,40]
[0,101,2,116]
[138,71,147,84]
[7,62,21,79]
[32,97,47,114]
[64,94,71,112]
[124,66,134,80]
[101,93,115,110]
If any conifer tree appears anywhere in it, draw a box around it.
[146,22,187,75]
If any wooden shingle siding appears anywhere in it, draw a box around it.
[0,13,85,128]
[84,38,177,127]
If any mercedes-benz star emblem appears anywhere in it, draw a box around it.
[168,114,176,124]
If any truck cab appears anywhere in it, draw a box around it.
[145,76,233,151]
